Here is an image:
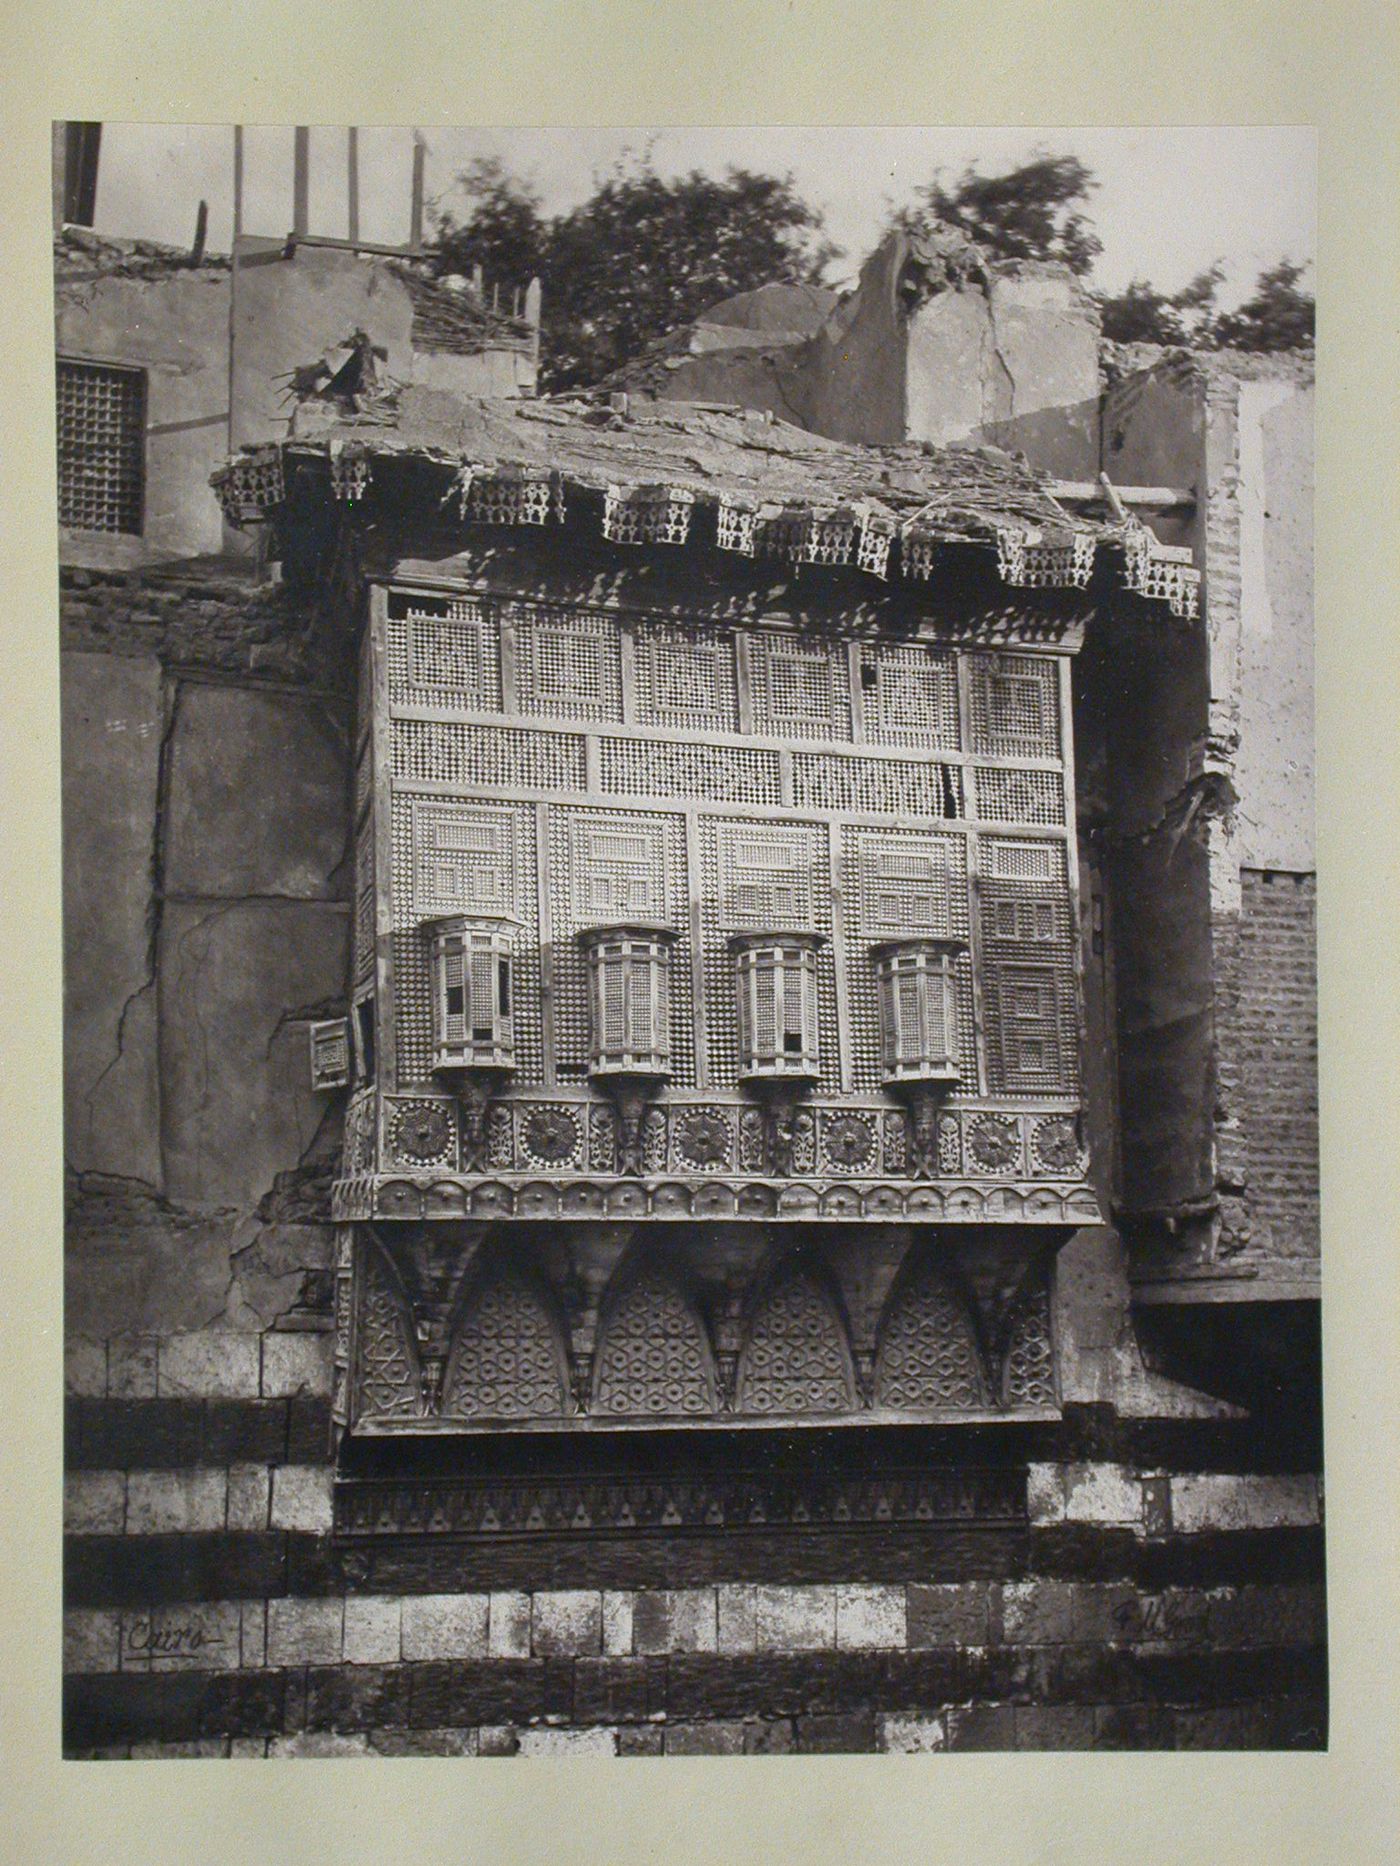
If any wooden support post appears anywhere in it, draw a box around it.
[410,135,425,250]
[347,126,360,245]
[293,125,310,237]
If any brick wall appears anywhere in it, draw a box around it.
[1220,871,1320,1261]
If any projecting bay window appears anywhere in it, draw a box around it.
[426,914,519,1076]
[872,937,964,1089]
[730,931,825,1084]
[578,923,679,1081]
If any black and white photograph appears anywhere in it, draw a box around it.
[51,118,1326,1763]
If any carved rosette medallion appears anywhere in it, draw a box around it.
[520,1106,581,1167]
[675,1110,733,1171]
[967,1114,1021,1174]
[389,1099,454,1168]
[1032,1116,1084,1175]
[822,1113,876,1172]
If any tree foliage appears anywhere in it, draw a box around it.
[429,156,838,391]
[895,153,1103,276]
[427,149,1315,387]
[1210,259,1315,351]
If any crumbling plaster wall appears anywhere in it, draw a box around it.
[63,567,353,1348]
[56,268,232,565]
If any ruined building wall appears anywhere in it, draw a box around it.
[1102,355,1318,1292]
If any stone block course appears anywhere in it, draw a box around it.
[401,1594,489,1661]
[1170,1473,1319,1535]
[753,1585,835,1651]
[517,1725,617,1757]
[65,1471,126,1535]
[267,1597,344,1667]
[126,1469,227,1535]
[998,1580,1075,1645]
[907,1583,990,1647]
[880,1713,947,1753]
[158,1332,263,1401]
[261,1332,333,1399]
[601,1590,634,1655]
[835,1585,906,1650]
[665,1720,746,1756]
[226,1463,271,1532]
[632,1589,717,1654]
[488,1591,532,1659]
[66,1336,108,1397]
[531,1590,602,1657]
[107,1335,159,1400]
[64,1610,123,1675]
[716,1584,757,1653]
[344,1596,402,1665]
[269,1465,333,1533]
[1013,1705,1095,1749]
[796,1711,877,1753]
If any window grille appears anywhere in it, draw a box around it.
[386,601,500,711]
[632,625,740,730]
[968,653,1060,760]
[426,914,519,1074]
[57,359,145,534]
[599,736,781,806]
[411,800,517,919]
[871,938,964,1087]
[978,836,1078,1094]
[971,766,1065,827]
[390,718,586,792]
[513,608,623,722]
[748,635,851,740]
[858,644,960,750]
[792,752,961,819]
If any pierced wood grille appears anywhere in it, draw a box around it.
[858,643,960,750]
[365,592,1084,1127]
[387,599,500,711]
[513,606,623,721]
[978,838,1079,1095]
[57,359,145,534]
[844,828,976,1093]
[391,795,539,1085]
[551,809,694,1089]
[968,652,1060,759]
[748,636,851,740]
[633,625,739,731]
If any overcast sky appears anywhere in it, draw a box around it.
[89,124,1316,308]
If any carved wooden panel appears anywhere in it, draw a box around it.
[442,1277,569,1419]
[355,1240,419,1421]
[738,1273,854,1414]
[1001,1275,1056,1409]
[592,1274,716,1417]
[874,1267,988,1410]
